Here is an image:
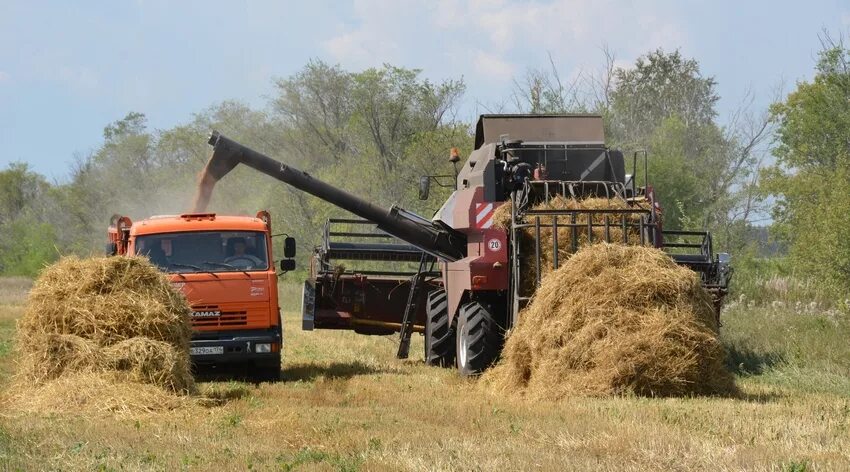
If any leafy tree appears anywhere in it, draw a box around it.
[0,162,49,225]
[0,163,57,275]
[763,38,850,293]
[608,49,719,144]
[269,61,466,251]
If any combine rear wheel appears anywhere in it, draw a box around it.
[456,300,502,376]
[424,289,455,367]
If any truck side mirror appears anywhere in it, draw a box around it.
[284,237,296,258]
[106,242,118,256]
[418,176,430,200]
[280,259,296,272]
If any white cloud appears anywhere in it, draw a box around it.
[320,0,419,69]
[318,0,690,98]
[19,47,101,94]
[473,50,516,78]
[0,71,9,83]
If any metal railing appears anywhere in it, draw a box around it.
[318,218,433,277]
[508,203,655,327]
[661,230,714,264]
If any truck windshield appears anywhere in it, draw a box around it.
[135,231,269,273]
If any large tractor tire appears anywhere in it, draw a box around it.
[424,289,455,367]
[455,300,502,376]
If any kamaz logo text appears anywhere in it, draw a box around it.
[192,310,221,318]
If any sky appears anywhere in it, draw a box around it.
[1,0,849,180]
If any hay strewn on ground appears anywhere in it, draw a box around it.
[7,256,195,414]
[484,243,736,398]
[8,374,187,415]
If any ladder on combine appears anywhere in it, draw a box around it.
[396,253,434,359]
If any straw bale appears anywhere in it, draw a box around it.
[483,243,736,398]
[18,256,190,347]
[14,333,101,384]
[8,256,196,414]
[102,338,195,393]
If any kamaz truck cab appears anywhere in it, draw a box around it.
[107,210,296,381]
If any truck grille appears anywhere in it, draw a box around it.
[191,305,248,328]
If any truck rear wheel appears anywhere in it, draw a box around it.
[425,289,455,367]
[456,300,502,376]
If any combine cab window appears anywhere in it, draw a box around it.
[135,231,269,273]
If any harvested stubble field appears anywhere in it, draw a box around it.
[1,278,849,471]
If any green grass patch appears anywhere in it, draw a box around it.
[722,305,850,395]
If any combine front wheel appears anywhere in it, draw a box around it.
[425,289,455,367]
[456,301,501,376]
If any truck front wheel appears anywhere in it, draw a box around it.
[424,289,454,367]
[456,300,502,376]
[252,355,281,383]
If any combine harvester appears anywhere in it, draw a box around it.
[201,114,731,376]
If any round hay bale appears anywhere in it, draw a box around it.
[483,243,736,398]
[18,256,191,347]
[11,256,196,410]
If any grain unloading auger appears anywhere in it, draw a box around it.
[204,114,732,377]
[204,131,466,262]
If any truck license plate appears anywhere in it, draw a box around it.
[190,346,224,355]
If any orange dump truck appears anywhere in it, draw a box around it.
[107,211,296,381]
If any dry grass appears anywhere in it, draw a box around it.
[484,244,736,399]
[0,279,848,470]
[0,277,31,307]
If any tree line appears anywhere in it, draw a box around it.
[2,41,849,299]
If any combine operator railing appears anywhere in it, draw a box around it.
[660,230,732,324]
[661,230,731,290]
[661,230,713,269]
[318,218,431,277]
[508,204,656,328]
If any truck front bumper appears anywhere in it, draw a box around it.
[190,327,281,366]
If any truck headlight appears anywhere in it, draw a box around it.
[256,343,272,353]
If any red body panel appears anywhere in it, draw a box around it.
[442,186,509,323]
[312,275,434,334]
